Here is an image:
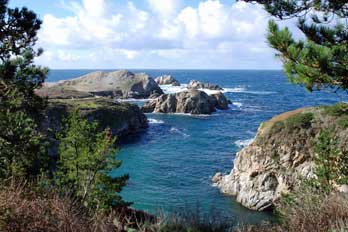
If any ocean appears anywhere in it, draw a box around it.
[47,69,340,224]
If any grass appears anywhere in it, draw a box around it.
[322,103,348,117]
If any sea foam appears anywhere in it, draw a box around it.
[235,139,253,148]
[148,118,165,124]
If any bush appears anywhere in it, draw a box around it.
[276,182,348,232]
[56,111,129,211]
[0,180,94,232]
[323,103,348,117]
[285,112,314,130]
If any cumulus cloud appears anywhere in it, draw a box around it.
[37,0,285,69]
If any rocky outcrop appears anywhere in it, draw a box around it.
[155,75,180,86]
[42,70,163,99]
[210,92,229,110]
[142,89,229,114]
[36,85,93,99]
[188,80,222,90]
[41,98,148,138]
[213,106,348,211]
[40,98,148,158]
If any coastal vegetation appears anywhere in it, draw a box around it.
[1,0,348,231]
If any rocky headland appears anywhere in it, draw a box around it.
[37,70,163,99]
[213,105,348,211]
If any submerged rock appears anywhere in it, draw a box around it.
[155,75,180,86]
[142,89,229,114]
[213,106,348,211]
[41,70,163,99]
[188,80,223,90]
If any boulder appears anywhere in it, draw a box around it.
[155,75,180,86]
[210,92,229,110]
[188,80,223,90]
[142,89,229,115]
[55,70,163,99]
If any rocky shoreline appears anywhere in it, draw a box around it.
[213,105,348,211]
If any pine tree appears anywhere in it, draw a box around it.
[56,111,129,211]
[0,0,48,178]
[243,0,348,93]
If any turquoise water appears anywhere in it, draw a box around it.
[47,70,340,223]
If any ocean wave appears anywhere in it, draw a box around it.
[149,112,210,118]
[160,84,223,95]
[232,102,243,108]
[148,118,165,124]
[160,84,275,96]
[222,87,275,95]
[222,87,246,93]
[170,127,190,137]
[234,138,253,148]
[117,98,150,102]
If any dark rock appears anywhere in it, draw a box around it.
[142,90,229,115]
[210,92,229,110]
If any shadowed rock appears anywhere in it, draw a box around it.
[142,89,229,114]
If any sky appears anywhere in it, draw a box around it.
[8,0,294,69]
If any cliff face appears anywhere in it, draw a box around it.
[40,98,148,157]
[213,105,348,211]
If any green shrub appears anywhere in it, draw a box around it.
[323,103,348,117]
[337,116,348,128]
[56,111,129,211]
[285,112,314,130]
[314,130,348,188]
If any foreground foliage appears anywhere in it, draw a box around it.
[243,0,348,94]
[0,0,48,179]
[56,111,129,211]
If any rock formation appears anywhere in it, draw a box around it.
[39,70,163,99]
[155,75,180,86]
[188,80,223,90]
[40,98,148,157]
[213,106,348,211]
[142,89,229,114]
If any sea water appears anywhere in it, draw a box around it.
[47,69,340,224]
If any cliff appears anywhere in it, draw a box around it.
[213,104,348,211]
[40,98,148,157]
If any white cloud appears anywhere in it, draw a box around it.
[147,0,182,19]
[37,0,287,69]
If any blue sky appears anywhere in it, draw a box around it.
[9,0,285,69]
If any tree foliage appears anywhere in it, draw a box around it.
[243,0,348,93]
[56,111,129,211]
[0,0,48,179]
